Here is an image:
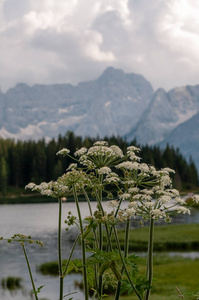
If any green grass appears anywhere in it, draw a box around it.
[38,261,60,276]
[105,256,199,300]
[1,276,22,290]
[39,256,199,299]
[39,224,199,276]
[115,223,199,251]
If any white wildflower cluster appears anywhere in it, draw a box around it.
[25,170,89,198]
[176,207,191,215]
[127,146,140,153]
[133,194,152,201]
[116,161,140,170]
[93,141,108,146]
[192,194,199,204]
[26,141,192,225]
[74,147,87,156]
[127,185,191,221]
[56,148,70,156]
[87,146,113,157]
[106,200,119,209]
[104,172,120,184]
[79,155,95,169]
[57,170,89,191]
[110,145,124,158]
[25,181,69,198]
[98,166,112,175]
[128,187,139,193]
[125,208,136,218]
[119,193,131,200]
[126,146,141,161]
[66,163,78,171]
[128,202,138,209]
[150,209,166,220]
[73,141,125,172]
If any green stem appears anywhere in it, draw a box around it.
[95,191,112,250]
[113,226,142,300]
[83,189,93,216]
[105,195,123,253]
[22,244,39,300]
[83,189,99,295]
[63,234,80,276]
[144,217,154,300]
[58,198,64,300]
[114,218,130,300]
[72,185,89,300]
[98,174,103,297]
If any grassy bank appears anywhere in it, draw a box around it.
[0,188,97,204]
[0,194,56,204]
[38,256,199,300]
[106,256,199,300]
[85,223,199,252]
[105,256,199,300]
[116,223,199,251]
[38,224,199,276]
[38,223,199,299]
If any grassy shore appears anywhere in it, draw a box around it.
[39,255,199,300]
[116,223,199,251]
[105,255,199,300]
[38,223,199,299]
[84,223,199,252]
[0,189,94,204]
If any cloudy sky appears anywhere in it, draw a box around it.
[1,0,199,92]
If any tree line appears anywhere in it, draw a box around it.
[0,131,198,194]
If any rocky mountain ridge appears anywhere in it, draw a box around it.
[0,67,199,171]
[0,67,154,140]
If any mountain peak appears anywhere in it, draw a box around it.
[98,66,124,81]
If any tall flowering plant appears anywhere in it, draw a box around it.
[2,141,198,300]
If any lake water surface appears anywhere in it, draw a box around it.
[0,202,198,300]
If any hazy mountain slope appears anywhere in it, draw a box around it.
[159,112,199,171]
[0,91,5,128]
[1,67,199,172]
[0,67,154,140]
[126,86,199,144]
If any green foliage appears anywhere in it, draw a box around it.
[1,276,22,290]
[121,276,149,297]
[0,156,8,194]
[32,285,45,296]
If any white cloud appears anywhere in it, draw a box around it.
[0,0,199,92]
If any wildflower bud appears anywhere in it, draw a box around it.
[140,220,144,227]
[99,261,111,276]
[110,261,121,281]
[107,193,114,199]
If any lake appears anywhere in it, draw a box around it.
[0,202,199,300]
